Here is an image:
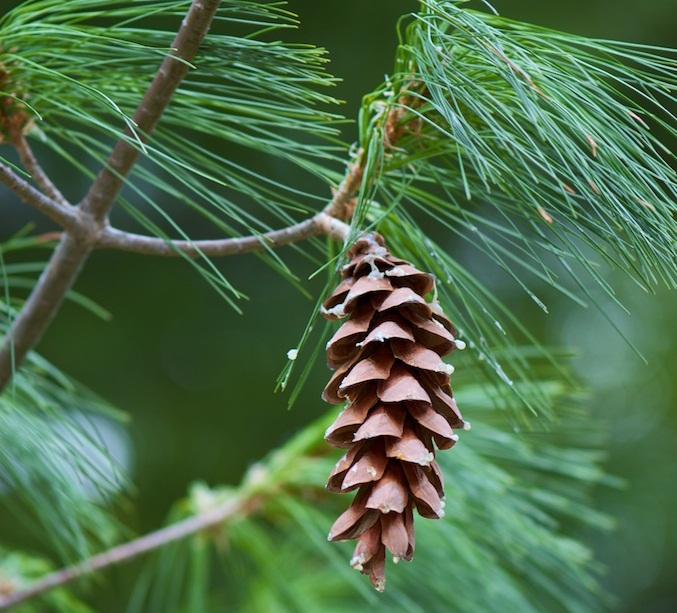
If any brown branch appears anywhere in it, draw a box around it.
[14,135,70,207]
[0,493,253,610]
[97,211,350,257]
[92,150,362,257]
[0,0,223,392]
[0,162,79,232]
[79,0,221,222]
[93,151,363,256]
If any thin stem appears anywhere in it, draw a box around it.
[0,0,222,392]
[97,211,350,257]
[92,151,362,256]
[0,162,79,232]
[14,135,70,207]
[0,493,252,610]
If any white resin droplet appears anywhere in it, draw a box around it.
[436,362,455,375]
[385,267,406,277]
[454,339,467,350]
[350,553,366,570]
[356,331,387,348]
[420,451,434,465]
[321,302,347,318]
[463,421,472,431]
[287,349,298,360]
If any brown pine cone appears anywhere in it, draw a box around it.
[321,233,469,591]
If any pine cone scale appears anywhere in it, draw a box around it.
[322,233,467,590]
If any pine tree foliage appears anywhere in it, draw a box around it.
[0,0,675,610]
[126,369,613,612]
[336,0,677,412]
[0,293,123,565]
[1,236,123,568]
[0,0,344,305]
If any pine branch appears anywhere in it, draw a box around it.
[0,494,250,610]
[0,407,337,610]
[0,162,78,231]
[14,135,70,207]
[96,211,350,257]
[0,0,222,392]
[94,153,363,256]
[0,0,368,392]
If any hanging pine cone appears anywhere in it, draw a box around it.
[321,232,469,591]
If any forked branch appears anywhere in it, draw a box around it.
[0,162,78,231]
[0,0,224,391]
[14,135,70,207]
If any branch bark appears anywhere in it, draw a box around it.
[0,162,78,231]
[0,0,223,392]
[79,0,221,222]
[14,135,70,207]
[97,211,350,257]
[92,151,361,256]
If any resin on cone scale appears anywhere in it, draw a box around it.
[321,232,468,591]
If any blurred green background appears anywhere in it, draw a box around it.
[0,1,675,611]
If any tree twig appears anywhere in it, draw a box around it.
[97,211,350,256]
[92,150,363,256]
[0,162,79,232]
[0,0,223,392]
[0,493,252,610]
[93,151,361,256]
[14,135,70,207]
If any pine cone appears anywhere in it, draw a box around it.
[321,233,468,591]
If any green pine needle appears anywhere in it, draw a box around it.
[0,0,347,306]
[0,319,126,563]
[325,0,677,416]
[127,364,612,613]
